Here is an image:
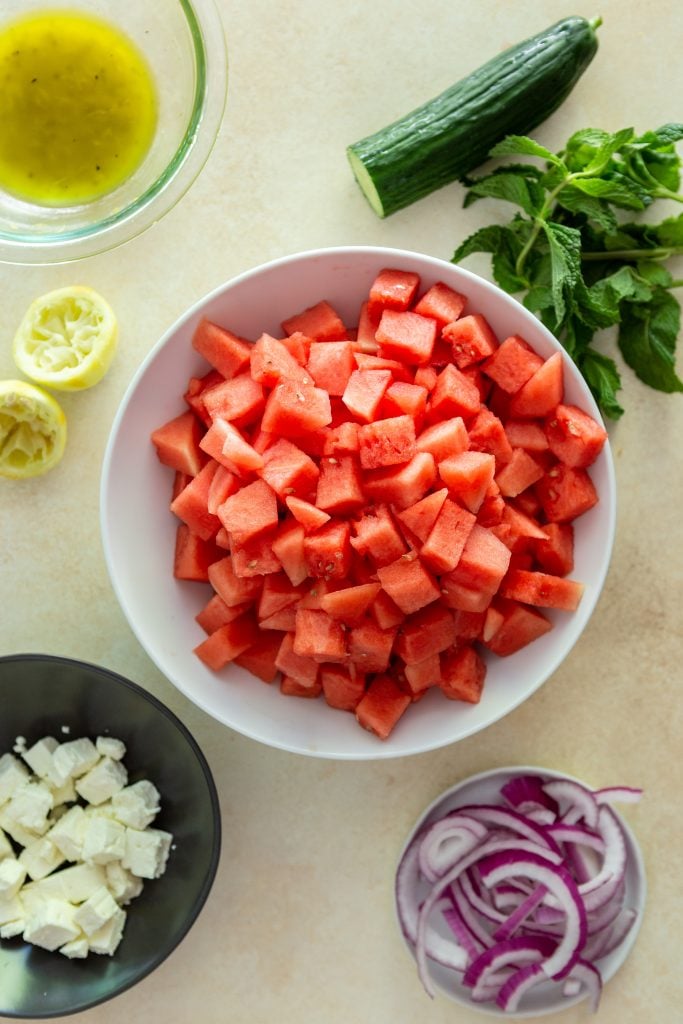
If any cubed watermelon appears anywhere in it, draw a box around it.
[151,410,205,477]
[355,674,411,739]
[192,319,251,379]
[358,414,417,470]
[376,553,441,614]
[376,309,437,366]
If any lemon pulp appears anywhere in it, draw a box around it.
[0,9,157,206]
[0,380,67,479]
[13,286,118,391]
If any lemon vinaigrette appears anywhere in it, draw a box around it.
[0,9,157,206]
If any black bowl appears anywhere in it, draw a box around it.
[0,654,221,1019]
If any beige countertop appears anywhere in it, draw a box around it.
[1,1,682,1021]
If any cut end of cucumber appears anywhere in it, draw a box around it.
[347,146,386,218]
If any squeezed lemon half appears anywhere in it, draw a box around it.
[13,286,118,391]
[0,379,67,479]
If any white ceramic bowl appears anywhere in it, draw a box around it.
[394,766,646,1017]
[100,246,616,760]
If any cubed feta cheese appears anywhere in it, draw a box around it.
[52,738,99,780]
[75,758,128,806]
[46,805,86,861]
[25,862,107,903]
[5,780,53,834]
[0,753,30,805]
[0,857,27,899]
[59,936,90,959]
[51,777,77,807]
[21,737,70,788]
[95,736,126,761]
[82,815,126,865]
[0,826,13,861]
[111,780,160,830]
[105,861,144,905]
[0,892,24,926]
[122,827,172,880]
[23,897,81,951]
[18,836,65,881]
[88,906,126,956]
[0,917,25,939]
[0,806,41,848]
[74,886,119,936]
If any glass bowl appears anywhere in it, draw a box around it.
[0,0,227,265]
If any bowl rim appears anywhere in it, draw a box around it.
[0,651,222,1019]
[0,0,228,266]
[100,244,617,761]
[394,764,646,1018]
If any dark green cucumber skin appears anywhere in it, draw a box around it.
[347,17,599,217]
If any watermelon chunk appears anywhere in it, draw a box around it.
[202,373,265,427]
[357,414,417,470]
[184,369,224,427]
[416,417,469,462]
[376,553,441,614]
[261,379,332,438]
[442,523,512,595]
[315,454,365,516]
[250,333,308,386]
[192,319,251,379]
[170,460,221,540]
[376,308,437,366]
[428,363,481,421]
[216,478,278,546]
[275,631,320,687]
[481,334,544,393]
[394,602,458,664]
[355,674,411,740]
[533,522,574,577]
[234,630,283,683]
[439,645,486,703]
[347,618,397,673]
[438,451,496,514]
[193,611,260,670]
[350,504,407,567]
[402,653,442,695]
[362,451,437,510]
[272,520,308,586]
[368,268,421,319]
[482,598,553,656]
[509,352,564,418]
[195,594,251,634]
[259,438,319,500]
[420,498,476,574]
[293,608,347,663]
[545,404,608,468]
[443,313,498,369]
[208,555,263,607]
[495,447,544,498]
[321,665,366,711]
[281,299,347,341]
[306,341,355,396]
[285,495,331,532]
[151,410,205,477]
[500,568,584,612]
[173,524,221,582]
[396,488,448,544]
[413,281,467,328]
[536,463,599,522]
[342,369,392,422]
[379,381,428,421]
[303,519,351,579]
[319,582,381,623]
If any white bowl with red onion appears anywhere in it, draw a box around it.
[395,766,645,1016]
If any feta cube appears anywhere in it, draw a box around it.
[82,816,126,865]
[0,826,13,861]
[75,757,128,806]
[53,738,99,780]
[0,892,24,926]
[96,736,126,761]
[23,897,81,951]
[59,936,89,959]
[21,736,70,788]
[51,777,77,807]
[105,861,144,905]
[122,827,172,880]
[25,862,107,903]
[74,885,119,936]
[88,907,126,956]
[0,856,27,898]
[0,917,25,939]
[6,780,53,834]
[46,805,86,861]
[111,780,160,830]
[19,836,65,880]
[0,753,30,805]
[0,806,41,848]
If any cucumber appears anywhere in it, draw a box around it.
[347,16,601,218]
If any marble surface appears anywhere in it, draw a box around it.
[1,1,682,1021]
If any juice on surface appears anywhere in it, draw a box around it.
[0,9,157,206]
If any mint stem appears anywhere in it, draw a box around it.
[582,246,683,262]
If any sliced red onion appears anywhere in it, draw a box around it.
[501,774,559,815]
[542,778,599,829]
[496,962,548,1011]
[563,959,603,1012]
[397,772,642,1013]
[417,813,489,882]
[477,850,588,979]
[594,785,643,805]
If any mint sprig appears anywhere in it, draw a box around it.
[453,124,683,418]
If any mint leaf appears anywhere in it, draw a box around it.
[571,175,647,210]
[490,135,566,168]
[463,171,545,216]
[452,222,530,292]
[555,187,618,232]
[577,127,635,176]
[577,349,624,419]
[618,290,683,393]
[542,222,582,325]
